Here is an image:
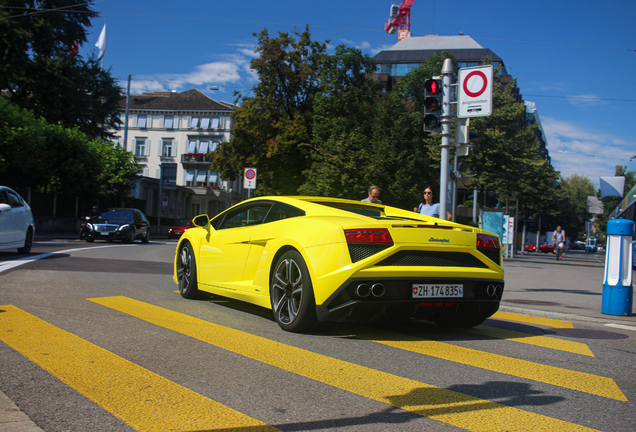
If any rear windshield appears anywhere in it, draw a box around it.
[310,201,383,218]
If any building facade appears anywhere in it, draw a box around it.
[110,89,246,225]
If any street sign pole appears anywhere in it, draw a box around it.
[438,58,454,220]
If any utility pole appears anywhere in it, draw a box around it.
[123,75,131,150]
[438,59,454,219]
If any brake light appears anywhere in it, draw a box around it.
[345,229,393,244]
[477,234,500,249]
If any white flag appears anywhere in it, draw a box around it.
[95,24,106,61]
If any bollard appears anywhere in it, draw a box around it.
[602,218,634,316]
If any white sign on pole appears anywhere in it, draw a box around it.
[458,65,493,118]
[244,168,257,190]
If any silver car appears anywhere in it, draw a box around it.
[0,186,35,253]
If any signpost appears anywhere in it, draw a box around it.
[244,168,257,198]
[458,65,493,118]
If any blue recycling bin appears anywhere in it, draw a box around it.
[602,218,634,316]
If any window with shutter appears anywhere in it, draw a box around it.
[164,116,174,129]
[190,117,199,128]
[211,117,219,129]
[200,117,210,128]
[138,115,147,128]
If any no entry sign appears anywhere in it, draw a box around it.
[458,65,493,118]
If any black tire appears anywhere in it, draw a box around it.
[127,228,135,243]
[17,228,33,254]
[434,317,487,328]
[270,250,319,333]
[177,242,199,299]
[86,238,94,243]
[141,229,150,243]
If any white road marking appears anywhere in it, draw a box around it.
[0,245,138,274]
[605,323,636,331]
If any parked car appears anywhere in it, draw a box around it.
[83,208,150,243]
[174,196,504,332]
[572,241,586,250]
[168,219,194,239]
[0,186,35,253]
[524,243,555,253]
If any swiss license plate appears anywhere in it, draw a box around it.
[100,232,110,236]
[412,284,463,298]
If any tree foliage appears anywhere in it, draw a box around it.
[212,26,328,195]
[555,174,597,240]
[0,97,137,202]
[0,0,121,139]
[463,72,559,218]
[299,48,439,208]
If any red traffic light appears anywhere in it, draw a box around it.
[425,79,442,95]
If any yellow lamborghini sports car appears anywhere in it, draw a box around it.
[173,196,504,332]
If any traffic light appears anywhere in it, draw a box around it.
[424,78,443,132]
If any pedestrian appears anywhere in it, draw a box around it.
[361,186,382,204]
[414,186,451,220]
[552,226,566,260]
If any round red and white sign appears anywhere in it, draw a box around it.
[462,70,488,98]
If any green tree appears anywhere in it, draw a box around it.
[300,48,438,209]
[212,26,328,194]
[0,1,121,139]
[555,174,597,240]
[463,72,559,219]
[0,97,137,202]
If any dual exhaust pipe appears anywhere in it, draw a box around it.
[486,284,502,298]
[355,283,386,298]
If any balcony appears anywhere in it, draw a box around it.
[181,153,213,170]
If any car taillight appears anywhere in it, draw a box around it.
[345,229,393,244]
[477,234,500,249]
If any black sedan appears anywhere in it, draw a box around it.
[84,208,150,243]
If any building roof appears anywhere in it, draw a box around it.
[388,35,484,51]
[374,34,502,64]
[118,89,234,111]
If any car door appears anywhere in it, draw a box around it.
[134,210,148,239]
[4,190,28,245]
[0,189,16,247]
[198,202,273,291]
[238,202,307,294]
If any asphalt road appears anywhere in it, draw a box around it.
[0,239,635,432]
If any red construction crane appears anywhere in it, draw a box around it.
[384,0,416,39]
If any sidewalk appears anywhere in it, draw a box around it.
[501,249,635,323]
[0,391,43,432]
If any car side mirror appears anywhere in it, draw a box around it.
[193,214,210,228]
[0,203,11,212]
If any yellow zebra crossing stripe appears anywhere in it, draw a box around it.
[345,327,624,401]
[465,326,595,357]
[0,305,278,432]
[493,311,575,328]
[90,296,601,432]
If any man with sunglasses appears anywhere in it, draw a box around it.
[361,185,382,204]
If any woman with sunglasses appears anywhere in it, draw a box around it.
[414,186,451,220]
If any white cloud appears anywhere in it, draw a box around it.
[542,116,635,185]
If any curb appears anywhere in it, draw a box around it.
[0,391,44,432]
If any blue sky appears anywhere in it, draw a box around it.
[83,0,636,188]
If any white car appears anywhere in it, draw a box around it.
[0,186,35,253]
